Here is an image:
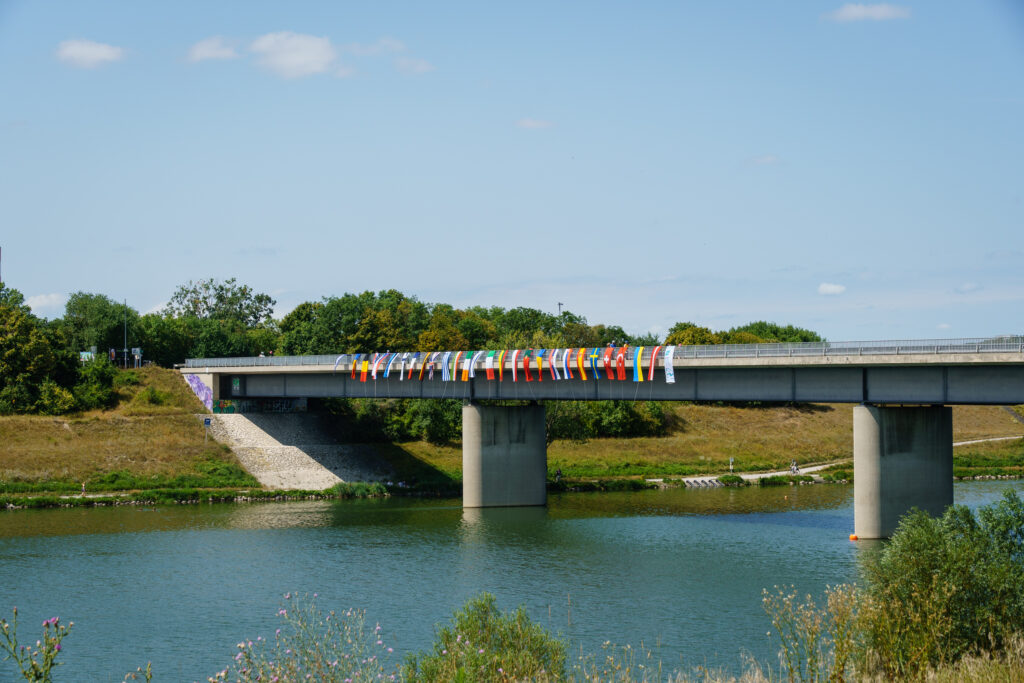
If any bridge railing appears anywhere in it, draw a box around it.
[183,336,1024,369]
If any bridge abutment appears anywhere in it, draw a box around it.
[462,403,547,508]
[853,405,953,539]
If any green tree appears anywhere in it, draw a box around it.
[728,321,822,343]
[418,305,469,351]
[0,291,77,414]
[60,292,138,354]
[164,277,276,327]
[665,321,721,345]
[0,283,28,312]
[135,314,194,367]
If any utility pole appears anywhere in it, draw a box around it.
[123,299,128,369]
[558,302,564,316]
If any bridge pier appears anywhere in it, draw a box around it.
[462,403,547,508]
[853,405,953,539]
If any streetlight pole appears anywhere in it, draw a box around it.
[123,299,128,369]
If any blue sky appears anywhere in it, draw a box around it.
[1,1,1022,341]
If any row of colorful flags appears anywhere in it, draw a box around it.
[334,346,679,384]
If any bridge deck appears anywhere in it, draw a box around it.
[183,338,1024,405]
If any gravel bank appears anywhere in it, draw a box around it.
[202,414,389,490]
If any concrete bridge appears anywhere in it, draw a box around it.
[183,337,1024,538]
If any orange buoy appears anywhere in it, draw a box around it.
[849,534,858,541]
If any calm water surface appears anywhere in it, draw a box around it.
[1,480,1021,681]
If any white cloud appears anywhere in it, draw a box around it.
[188,36,238,62]
[26,293,66,313]
[825,4,911,22]
[516,118,553,130]
[395,57,434,75]
[345,38,405,56]
[955,282,980,294]
[56,39,124,68]
[336,64,356,78]
[818,282,847,295]
[751,154,779,165]
[937,323,951,330]
[250,32,336,78]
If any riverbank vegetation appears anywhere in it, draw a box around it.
[4,278,1024,502]
[6,490,1022,681]
[2,366,1022,505]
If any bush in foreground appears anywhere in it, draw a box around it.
[762,489,1024,680]
[403,593,567,682]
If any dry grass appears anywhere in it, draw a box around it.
[0,367,241,485]
[4,373,1023,487]
[385,404,1024,480]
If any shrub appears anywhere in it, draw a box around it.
[35,380,76,415]
[132,386,170,406]
[113,370,140,388]
[545,400,669,442]
[72,359,117,410]
[404,593,567,681]
[717,474,746,486]
[858,490,1024,677]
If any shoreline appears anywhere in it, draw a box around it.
[3,468,1022,511]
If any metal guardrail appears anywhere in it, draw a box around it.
[184,336,1024,369]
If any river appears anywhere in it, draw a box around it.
[1,480,1020,681]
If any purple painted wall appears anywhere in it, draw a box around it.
[184,373,213,411]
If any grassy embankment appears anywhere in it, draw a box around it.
[3,366,1024,506]
[382,402,1024,489]
[0,367,382,508]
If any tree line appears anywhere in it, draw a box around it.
[0,277,820,418]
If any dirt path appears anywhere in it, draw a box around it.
[678,435,1023,487]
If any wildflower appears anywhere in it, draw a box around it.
[283,592,291,599]
[478,649,484,654]
[387,648,393,653]
[276,629,281,636]
[442,649,447,655]
[235,653,242,661]
[55,644,61,652]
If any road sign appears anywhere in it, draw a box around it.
[204,418,211,426]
